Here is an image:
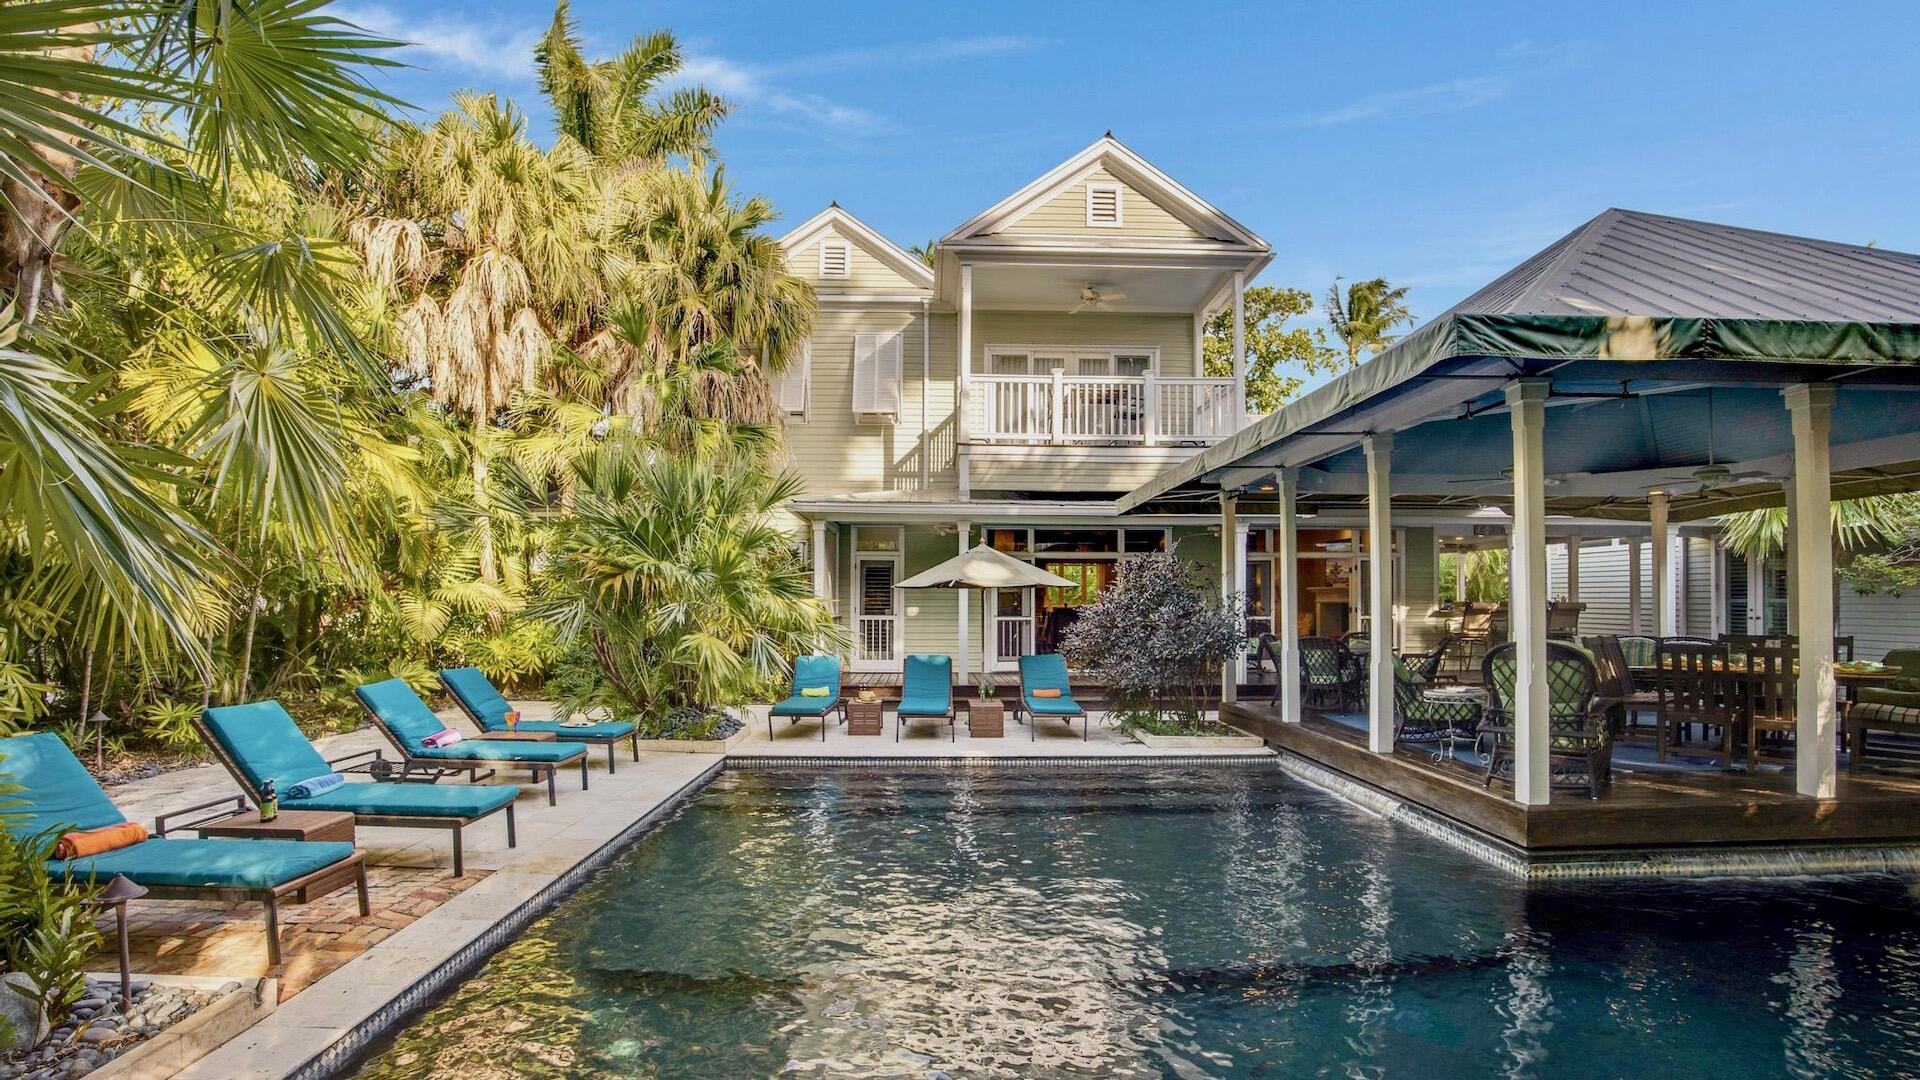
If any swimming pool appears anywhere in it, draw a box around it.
[351,764,1920,1078]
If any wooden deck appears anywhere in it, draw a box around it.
[1225,700,1920,854]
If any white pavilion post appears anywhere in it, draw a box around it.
[1650,492,1671,638]
[1785,385,1837,799]
[1564,536,1581,605]
[1364,434,1394,753]
[1454,547,1468,604]
[1220,492,1239,705]
[811,520,829,602]
[1231,271,1247,425]
[1276,468,1302,722]
[956,520,971,684]
[1628,538,1644,633]
[1507,381,1551,805]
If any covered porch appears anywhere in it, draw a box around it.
[1124,209,1920,852]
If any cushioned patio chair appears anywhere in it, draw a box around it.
[1848,648,1920,771]
[1014,653,1087,741]
[441,667,639,770]
[766,654,847,741]
[1296,636,1350,711]
[195,701,518,877]
[895,655,955,741]
[0,732,367,966]
[1480,640,1612,798]
[354,679,590,806]
[1392,654,1481,760]
[1616,635,1658,669]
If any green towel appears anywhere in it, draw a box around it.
[800,685,831,698]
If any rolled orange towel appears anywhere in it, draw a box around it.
[54,822,149,860]
[1032,688,1063,699]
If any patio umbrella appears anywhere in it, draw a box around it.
[897,544,1077,683]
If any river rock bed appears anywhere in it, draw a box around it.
[0,977,242,1080]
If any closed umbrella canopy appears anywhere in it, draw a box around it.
[897,544,1076,591]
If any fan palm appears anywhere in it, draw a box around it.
[1325,276,1414,368]
[1717,494,1920,558]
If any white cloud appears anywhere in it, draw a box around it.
[335,4,541,82]
[763,35,1038,77]
[676,55,890,135]
[1297,77,1509,127]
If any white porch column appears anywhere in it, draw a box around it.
[1364,434,1394,754]
[1231,271,1247,426]
[956,520,971,683]
[1454,545,1468,603]
[1277,468,1302,723]
[1783,478,1800,637]
[1675,535,1691,635]
[957,264,974,499]
[811,520,829,601]
[1628,538,1644,633]
[1709,539,1729,637]
[1220,493,1239,705]
[1650,492,1671,638]
[1745,554,1766,633]
[1785,385,1837,799]
[1507,381,1551,806]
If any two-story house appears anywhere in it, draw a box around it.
[772,135,1294,677]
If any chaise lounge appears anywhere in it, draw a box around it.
[895,655,955,741]
[440,667,640,771]
[194,701,519,877]
[1014,653,1087,741]
[767,654,847,741]
[1,732,367,965]
[354,679,591,805]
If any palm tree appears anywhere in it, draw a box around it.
[1717,495,1919,558]
[1325,277,1415,367]
[534,1,728,165]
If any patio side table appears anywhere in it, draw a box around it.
[197,808,356,845]
[969,699,1005,738]
[846,698,884,736]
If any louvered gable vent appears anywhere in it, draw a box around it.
[1085,182,1122,227]
[819,240,850,277]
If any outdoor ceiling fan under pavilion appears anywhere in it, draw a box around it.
[1638,389,1783,497]
[1069,284,1127,314]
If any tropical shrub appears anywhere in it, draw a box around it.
[0,777,104,1027]
[139,700,203,749]
[538,437,843,729]
[1060,553,1242,733]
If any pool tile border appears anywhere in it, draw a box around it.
[729,753,1279,769]
[291,758,724,1080]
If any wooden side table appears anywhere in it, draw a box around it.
[197,808,356,845]
[477,730,555,742]
[846,698,883,736]
[968,699,1005,738]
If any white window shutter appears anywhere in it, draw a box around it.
[768,340,809,416]
[852,331,902,415]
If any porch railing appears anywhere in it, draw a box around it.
[993,615,1034,667]
[854,615,899,668]
[977,372,1237,446]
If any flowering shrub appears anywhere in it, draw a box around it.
[1060,553,1242,732]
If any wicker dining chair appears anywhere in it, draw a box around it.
[1297,636,1351,710]
[1392,653,1483,759]
[1479,640,1612,798]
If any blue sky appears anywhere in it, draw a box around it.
[341,0,1920,365]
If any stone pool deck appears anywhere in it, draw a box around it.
[91,701,1266,1079]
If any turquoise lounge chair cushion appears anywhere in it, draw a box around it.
[1019,654,1084,716]
[408,740,589,763]
[0,732,127,839]
[441,667,637,739]
[286,782,516,818]
[51,837,354,890]
[771,655,842,716]
[201,701,334,796]
[898,655,953,717]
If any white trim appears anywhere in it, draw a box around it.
[979,343,1161,375]
[1085,181,1123,228]
[818,239,850,278]
[941,135,1267,249]
[780,205,936,288]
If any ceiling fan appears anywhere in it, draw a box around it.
[1069,284,1127,314]
[1639,389,1781,496]
[1445,466,1571,492]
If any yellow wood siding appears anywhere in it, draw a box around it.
[788,225,928,291]
[779,309,957,497]
[999,167,1208,241]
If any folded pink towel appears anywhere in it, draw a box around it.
[421,728,463,748]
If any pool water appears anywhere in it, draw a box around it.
[351,765,1920,1079]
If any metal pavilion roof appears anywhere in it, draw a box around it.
[1119,209,1920,520]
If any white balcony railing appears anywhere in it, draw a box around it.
[853,615,900,670]
[992,615,1034,669]
[977,372,1237,446]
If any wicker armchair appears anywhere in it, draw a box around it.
[1479,640,1612,798]
[1298,636,1351,710]
[1392,654,1482,756]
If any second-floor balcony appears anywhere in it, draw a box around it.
[976,372,1238,446]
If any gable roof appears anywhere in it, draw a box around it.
[1459,208,1920,321]
[779,204,935,289]
[940,135,1268,251]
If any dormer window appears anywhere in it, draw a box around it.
[1085,183,1122,227]
[819,240,850,277]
